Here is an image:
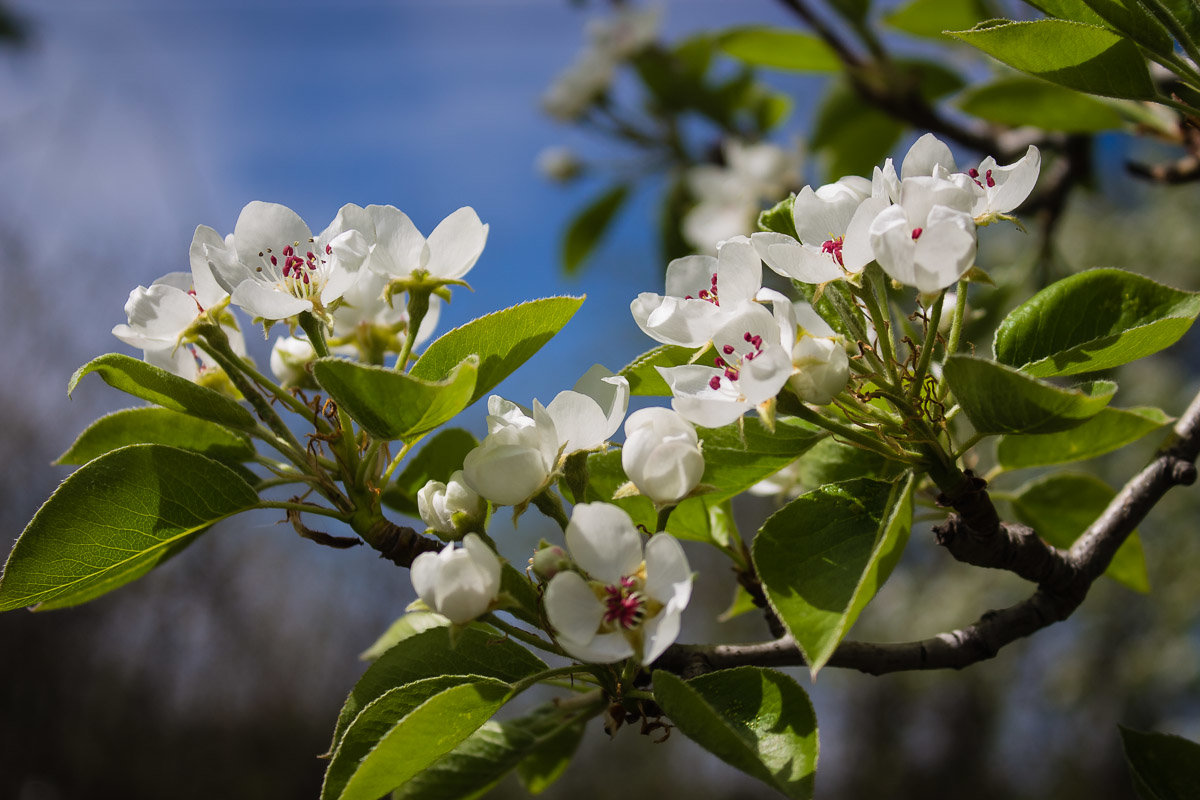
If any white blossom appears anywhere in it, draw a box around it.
[544,503,692,665]
[410,534,502,625]
[622,407,705,505]
[365,205,488,284]
[867,175,978,294]
[965,145,1041,219]
[417,470,486,541]
[790,333,850,405]
[269,335,315,389]
[751,176,872,283]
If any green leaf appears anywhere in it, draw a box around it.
[56,407,254,466]
[996,405,1172,469]
[0,444,259,612]
[330,625,546,753]
[1119,726,1200,800]
[516,718,587,795]
[1025,0,1108,27]
[499,562,543,627]
[717,27,841,72]
[828,0,872,25]
[381,428,479,516]
[313,355,477,442]
[885,0,991,40]
[322,675,510,800]
[562,184,630,275]
[410,296,585,406]
[795,437,898,487]
[994,269,1200,377]
[943,355,1116,435]
[757,194,799,239]
[392,706,587,800]
[359,612,449,662]
[753,475,914,676]
[948,19,1156,99]
[957,76,1128,131]
[652,667,818,799]
[811,80,905,182]
[1011,472,1149,592]
[68,353,256,432]
[620,343,713,397]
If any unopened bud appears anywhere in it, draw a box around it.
[529,542,572,582]
[789,334,850,405]
[417,470,486,542]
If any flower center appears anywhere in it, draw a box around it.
[967,167,995,189]
[253,239,333,300]
[602,576,646,630]
[820,236,844,265]
[684,273,721,306]
[709,330,765,390]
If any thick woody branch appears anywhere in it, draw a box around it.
[656,390,1200,678]
[362,517,442,568]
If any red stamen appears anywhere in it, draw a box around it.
[911,228,923,240]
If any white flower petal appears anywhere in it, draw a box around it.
[545,571,607,646]
[425,207,488,280]
[230,279,312,320]
[367,204,428,277]
[232,201,312,267]
[901,133,957,180]
[565,502,643,584]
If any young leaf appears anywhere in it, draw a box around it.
[620,343,713,397]
[996,405,1172,470]
[313,355,478,442]
[56,407,255,466]
[1119,726,1200,800]
[68,353,256,432]
[753,474,915,676]
[957,77,1129,131]
[758,194,799,239]
[0,444,258,612]
[322,675,511,800]
[1011,472,1149,592]
[562,184,630,275]
[885,0,991,40]
[652,667,818,799]
[329,625,546,753]
[359,612,449,662]
[993,268,1200,377]
[943,355,1116,435]
[947,19,1156,99]
[717,27,841,72]
[381,427,479,516]
[410,296,585,405]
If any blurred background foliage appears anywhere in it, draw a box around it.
[2,0,1200,798]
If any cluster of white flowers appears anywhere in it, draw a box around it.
[634,133,1040,428]
[683,139,803,253]
[542,6,660,122]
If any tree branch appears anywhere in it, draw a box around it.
[656,389,1200,678]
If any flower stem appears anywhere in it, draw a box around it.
[483,613,566,657]
[908,289,944,400]
[532,489,571,531]
[299,311,360,472]
[258,500,349,519]
[510,665,595,697]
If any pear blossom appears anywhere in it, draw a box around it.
[330,268,441,362]
[462,367,630,506]
[790,333,850,404]
[417,470,486,541]
[544,503,692,665]
[365,205,488,285]
[751,176,872,283]
[410,534,502,625]
[587,5,660,60]
[269,335,316,389]
[964,145,1041,219]
[867,175,978,294]
[657,302,794,428]
[536,146,583,182]
[631,236,763,347]
[621,407,705,505]
[541,49,616,121]
[198,201,371,322]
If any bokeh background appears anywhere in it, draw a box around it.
[2,1,1199,799]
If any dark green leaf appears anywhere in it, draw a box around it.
[828,0,872,25]
[499,562,542,627]
[330,625,546,752]
[359,612,449,662]
[322,676,510,800]
[758,195,799,239]
[958,76,1128,131]
[620,343,714,397]
[653,668,818,799]
[562,184,630,275]
[68,353,256,432]
[410,296,585,406]
[1025,0,1108,27]
[0,445,258,611]
[1012,472,1149,592]
[56,407,254,466]
[381,428,480,516]
[313,355,477,442]
[516,717,587,795]
[948,19,1156,99]
[795,436,898,487]
[1119,726,1200,800]
[994,268,1200,377]
[885,0,992,40]
[753,475,914,675]
[943,355,1116,435]
[718,27,841,72]
[996,405,1171,469]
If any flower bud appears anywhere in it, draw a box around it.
[536,146,583,183]
[462,397,557,506]
[621,407,705,505]
[269,335,316,389]
[529,541,572,582]
[410,534,501,625]
[789,334,849,405]
[417,470,486,541]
